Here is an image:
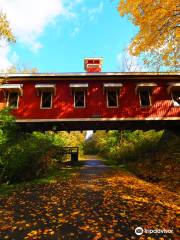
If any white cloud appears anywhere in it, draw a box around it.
[0,0,65,51]
[65,0,85,10]
[88,1,103,22]
[10,51,20,65]
[0,0,104,71]
[30,42,43,54]
[67,1,103,26]
[62,0,85,20]
[67,1,104,38]
[70,27,80,37]
[0,40,12,70]
[0,40,21,72]
[0,0,69,71]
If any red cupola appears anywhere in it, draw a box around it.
[84,57,103,72]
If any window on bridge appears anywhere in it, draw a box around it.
[74,91,85,107]
[41,91,52,109]
[8,92,19,109]
[172,90,180,107]
[107,90,118,107]
[139,89,151,107]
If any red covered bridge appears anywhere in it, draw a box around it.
[0,58,180,131]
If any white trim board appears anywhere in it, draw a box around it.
[15,117,180,123]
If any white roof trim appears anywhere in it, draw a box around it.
[135,82,157,94]
[167,82,180,94]
[0,72,179,78]
[87,64,100,68]
[84,57,103,60]
[104,83,123,88]
[35,84,56,96]
[167,82,180,87]
[35,84,55,88]
[136,83,157,87]
[0,84,23,89]
[69,84,88,88]
[0,84,23,96]
[15,117,180,123]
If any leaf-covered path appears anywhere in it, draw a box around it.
[0,156,179,240]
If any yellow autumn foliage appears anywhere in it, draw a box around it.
[118,0,179,69]
[0,12,15,42]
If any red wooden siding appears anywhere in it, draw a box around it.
[0,76,180,120]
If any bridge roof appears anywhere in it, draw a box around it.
[0,72,179,82]
[0,72,179,77]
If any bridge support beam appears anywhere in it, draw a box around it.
[16,119,180,132]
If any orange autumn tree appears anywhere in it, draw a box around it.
[118,0,179,71]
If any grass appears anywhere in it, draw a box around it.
[0,161,84,197]
[101,157,129,171]
[0,183,21,196]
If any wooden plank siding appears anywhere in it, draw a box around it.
[0,73,180,131]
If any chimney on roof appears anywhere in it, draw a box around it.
[84,58,103,72]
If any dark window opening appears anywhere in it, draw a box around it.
[139,89,151,107]
[41,91,52,108]
[172,90,180,106]
[8,92,19,108]
[107,90,118,107]
[74,91,85,107]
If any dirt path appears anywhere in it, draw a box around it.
[0,156,179,240]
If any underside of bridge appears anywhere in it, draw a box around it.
[16,119,180,132]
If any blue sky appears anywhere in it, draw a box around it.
[0,0,138,72]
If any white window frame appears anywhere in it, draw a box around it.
[171,90,180,107]
[139,88,152,108]
[106,90,119,108]
[7,91,19,109]
[74,90,86,108]
[40,91,53,109]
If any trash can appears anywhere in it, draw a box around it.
[71,152,78,162]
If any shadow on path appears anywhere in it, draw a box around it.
[0,155,178,240]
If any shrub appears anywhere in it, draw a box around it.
[84,130,163,163]
[0,109,85,183]
[0,109,66,183]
